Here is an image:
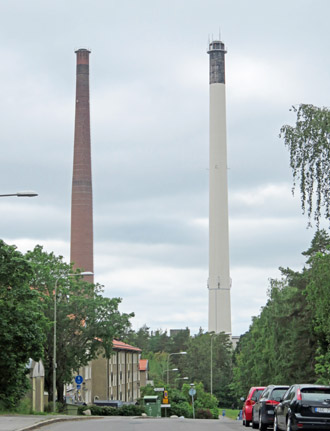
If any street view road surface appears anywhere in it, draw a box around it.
[40,417,241,431]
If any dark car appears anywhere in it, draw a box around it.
[242,386,266,427]
[274,384,330,430]
[93,399,123,408]
[252,385,289,430]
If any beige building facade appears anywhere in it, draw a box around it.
[27,359,45,412]
[68,340,142,404]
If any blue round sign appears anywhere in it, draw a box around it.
[75,375,83,385]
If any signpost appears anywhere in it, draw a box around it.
[162,390,169,404]
[189,387,196,419]
[75,375,83,385]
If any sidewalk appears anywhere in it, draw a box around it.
[0,415,99,431]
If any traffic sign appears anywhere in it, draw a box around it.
[75,375,83,385]
[189,388,196,396]
[76,384,81,390]
[154,387,164,392]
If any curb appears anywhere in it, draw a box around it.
[16,416,102,431]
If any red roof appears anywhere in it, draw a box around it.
[112,339,141,352]
[139,359,148,371]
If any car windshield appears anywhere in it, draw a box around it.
[271,388,288,401]
[301,388,330,402]
[251,389,264,401]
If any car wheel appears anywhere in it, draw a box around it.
[259,413,267,431]
[286,417,292,431]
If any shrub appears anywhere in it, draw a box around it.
[210,407,220,419]
[195,408,213,419]
[168,402,192,418]
[118,404,145,416]
[78,404,145,416]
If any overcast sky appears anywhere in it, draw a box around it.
[1,0,329,336]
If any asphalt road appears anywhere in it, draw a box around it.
[39,417,242,431]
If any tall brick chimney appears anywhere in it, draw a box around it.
[70,48,94,282]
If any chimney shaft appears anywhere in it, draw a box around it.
[207,40,232,335]
[70,48,94,283]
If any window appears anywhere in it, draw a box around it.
[271,388,288,401]
[302,388,330,402]
[262,389,270,399]
[252,389,264,401]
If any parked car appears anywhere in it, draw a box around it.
[242,386,266,427]
[274,384,330,430]
[252,384,289,430]
[93,399,123,408]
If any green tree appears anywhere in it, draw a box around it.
[0,240,46,408]
[124,324,150,352]
[231,231,330,401]
[305,249,330,382]
[25,245,133,404]
[181,331,233,406]
[280,104,330,226]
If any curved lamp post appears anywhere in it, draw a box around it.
[163,368,179,384]
[167,352,187,385]
[53,271,93,412]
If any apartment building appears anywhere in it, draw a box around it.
[73,340,142,404]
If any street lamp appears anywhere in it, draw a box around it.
[167,352,187,385]
[163,368,179,384]
[0,191,38,197]
[175,376,189,386]
[53,271,93,412]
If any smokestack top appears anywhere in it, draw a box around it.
[75,48,91,65]
[207,40,226,85]
[207,40,227,54]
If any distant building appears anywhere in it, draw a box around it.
[139,359,149,387]
[69,340,142,404]
[231,335,240,349]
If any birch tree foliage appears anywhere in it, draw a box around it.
[280,104,330,227]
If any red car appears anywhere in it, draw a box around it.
[242,386,266,427]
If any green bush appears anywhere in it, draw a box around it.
[78,404,145,416]
[210,407,220,419]
[118,404,145,416]
[0,398,32,414]
[168,401,192,418]
[80,405,117,416]
[195,408,213,419]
